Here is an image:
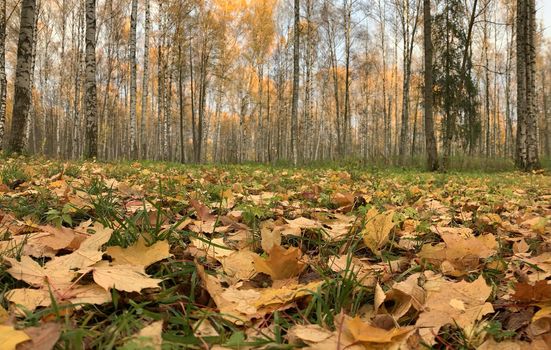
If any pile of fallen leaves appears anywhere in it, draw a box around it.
[0,157,550,349]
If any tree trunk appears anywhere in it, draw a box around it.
[140,0,150,158]
[290,0,299,165]
[7,0,37,153]
[0,0,6,150]
[84,0,97,158]
[423,0,438,171]
[343,0,351,156]
[129,0,138,158]
[516,0,540,170]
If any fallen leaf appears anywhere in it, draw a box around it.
[418,232,497,276]
[221,250,258,282]
[346,316,413,343]
[18,323,61,350]
[196,264,320,323]
[46,223,113,270]
[4,256,75,289]
[287,324,333,344]
[125,321,163,350]
[513,281,551,303]
[86,264,162,292]
[106,236,172,268]
[254,245,305,280]
[6,284,111,312]
[362,209,395,256]
[0,325,30,350]
[191,237,234,261]
[0,306,7,323]
[415,273,494,345]
[260,227,281,252]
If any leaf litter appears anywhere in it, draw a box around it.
[0,158,550,349]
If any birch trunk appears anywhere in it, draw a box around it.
[290,0,299,165]
[84,0,98,158]
[129,0,138,158]
[8,0,37,153]
[0,0,6,150]
[141,0,150,158]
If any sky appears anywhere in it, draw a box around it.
[540,0,551,38]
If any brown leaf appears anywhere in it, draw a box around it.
[190,199,215,221]
[17,323,61,350]
[513,281,551,303]
[45,223,113,270]
[254,245,305,280]
[415,273,494,345]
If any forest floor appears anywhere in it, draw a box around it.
[0,157,550,350]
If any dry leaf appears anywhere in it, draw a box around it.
[415,273,494,345]
[0,306,8,323]
[196,263,320,323]
[87,264,162,292]
[191,237,234,261]
[346,316,413,343]
[4,256,75,289]
[221,250,258,282]
[6,284,111,312]
[285,217,322,230]
[126,321,163,350]
[287,324,333,344]
[0,325,30,350]
[513,281,551,303]
[260,227,281,252]
[18,323,61,350]
[254,245,305,280]
[194,319,219,337]
[418,232,497,276]
[362,209,395,256]
[46,223,113,270]
[106,236,172,268]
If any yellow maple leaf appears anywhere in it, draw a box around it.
[254,245,305,280]
[106,236,172,268]
[0,325,30,350]
[362,209,395,256]
[346,316,413,343]
[86,264,162,293]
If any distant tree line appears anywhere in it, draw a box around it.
[0,0,546,171]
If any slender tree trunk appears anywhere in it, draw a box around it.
[189,39,198,162]
[8,0,37,153]
[140,0,150,158]
[290,0,299,165]
[0,0,6,150]
[129,0,138,158]
[343,0,351,156]
[84,0,97,158]
[178,45,185,163]
[516,0,540,170]
[423,0,438,171]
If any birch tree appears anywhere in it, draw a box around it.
[84,0,98,159]
[8,0,37,153]
[129,0,138,158]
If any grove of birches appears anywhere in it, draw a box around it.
[0,0,548,171]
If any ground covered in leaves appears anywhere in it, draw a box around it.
[0,157,550,350]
